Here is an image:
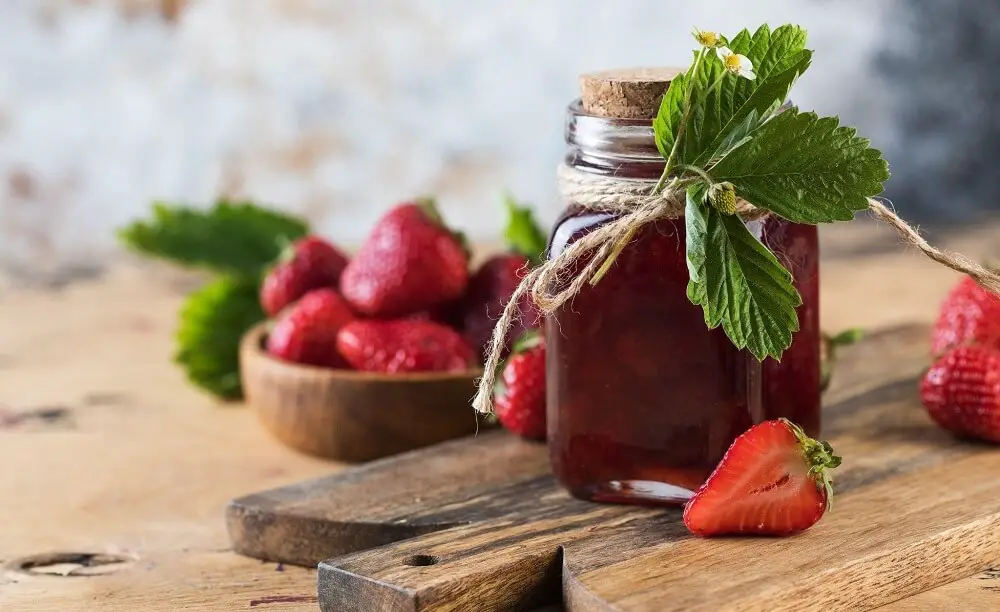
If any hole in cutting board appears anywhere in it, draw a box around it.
[5,552,138,577]
[403,554,439,567]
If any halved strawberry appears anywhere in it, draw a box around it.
[683,419,841,537]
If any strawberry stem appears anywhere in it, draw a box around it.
[821,327,866,392]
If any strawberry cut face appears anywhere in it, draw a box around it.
[683,419,839,537]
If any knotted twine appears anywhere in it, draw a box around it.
[471,163,1000,414]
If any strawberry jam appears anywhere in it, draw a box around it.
[548,74,820,506]
[762,220,821,437]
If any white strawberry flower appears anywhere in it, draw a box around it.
[716,46,756,80]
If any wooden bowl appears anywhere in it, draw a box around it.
[239,323,488,462]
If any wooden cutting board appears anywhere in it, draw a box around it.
[226,324,1000,611]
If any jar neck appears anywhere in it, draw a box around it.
[564,99,792,180]
[564,99,665,180]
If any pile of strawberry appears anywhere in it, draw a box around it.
[921,276,1000,442]
[259,197,549,440]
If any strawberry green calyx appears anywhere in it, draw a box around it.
[415,196,443,225]
[512,329,543,354]
[781,418,841,509]
[494,329,543,397]
[272,235,297,266]
[416,196,471,261]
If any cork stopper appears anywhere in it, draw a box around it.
[579,67,685,119]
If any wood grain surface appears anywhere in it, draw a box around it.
[2,219,1000,611]
[228,324,1000,611]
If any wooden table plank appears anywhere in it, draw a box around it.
[877,567,1000,610]
[0,219,998,610]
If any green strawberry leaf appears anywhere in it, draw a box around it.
[117,200,309,279]
[654,24,812,167]
[713,108,891,223]
[706,107,764,164]
[685,186,801,360]
[174,276,266,400]
[502,193,547,265]
[652,57,692,161]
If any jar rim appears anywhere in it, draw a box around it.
[565,98,793,177]
[565,98,661,162]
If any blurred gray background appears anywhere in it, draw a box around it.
[0,0,996,282]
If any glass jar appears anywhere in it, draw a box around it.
[547,90,821,506]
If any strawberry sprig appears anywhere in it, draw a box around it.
[650,25,889,361]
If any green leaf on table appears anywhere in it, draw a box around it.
[685,187,802,360]
[175,276,266,400]
[117,200,309,279]
[712,108,891,223]
[502,193,547,265]
[654,24,812,166]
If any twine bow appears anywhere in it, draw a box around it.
[471,164,1000,414]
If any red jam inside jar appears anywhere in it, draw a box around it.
[546,85,820,506]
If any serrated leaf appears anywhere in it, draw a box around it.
[685,187,801,360]
[117,200,309,278]
[713,108,891,223]
[174,276,265,400]
[655,24,812,167]
[502,193,547,265]
[707,107,762,163]
[653,57,692,160]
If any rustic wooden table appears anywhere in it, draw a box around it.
[2,220,999,611]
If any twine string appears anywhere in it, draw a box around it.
[471,164,1000,414]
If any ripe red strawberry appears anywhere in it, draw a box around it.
[494,332,546,440]
[463,254,542,359]
[920,345,1000,443]
[683,418,841,537]
[463,195,547,360]
[335,319,473,373]
[930,276,1000,356]
[339,199,469,318]
[260,236,350,316]
[266,288,355,367]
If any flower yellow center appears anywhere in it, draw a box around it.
[723,54,742,72]
[697,31,719,47]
